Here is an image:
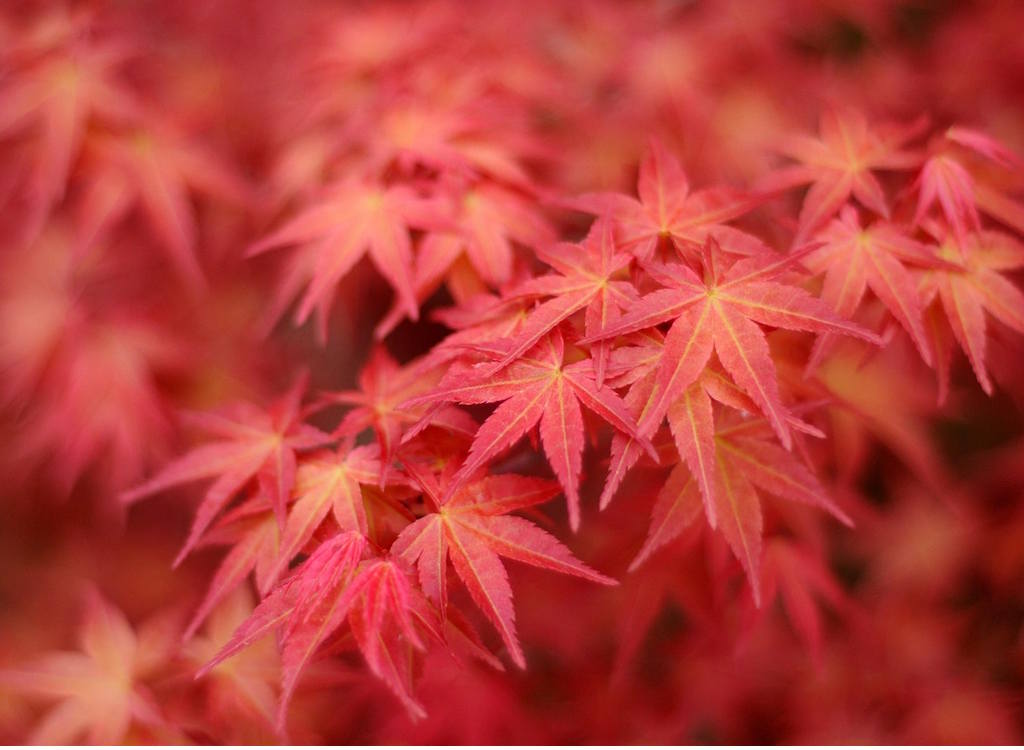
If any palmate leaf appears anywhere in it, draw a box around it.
[760,539,849,659]
[262,444,383,590]
[631,406,849,605]
[121,374,331,565]
[366,99,535,185]
[197,534,357,721]
[453,181,556,287]
[392,469,615,668]
[320,346,476,471]
[374,178,556,334]
[583,237,880,450]
[592,330,673,511]
[600,369,661,513]
[481,217,637,383]
[374,232,467,339]
[183,441,416,641]
[0,590,182,744]
[424,293,532,370]
[806,206,945,369]
[406,329,652,530]
[183,588,281,740]
[628,462,702,572]
[804,338,947,489]
[0,30,141,215]
[573,139,766,262]
[248,178,446,328]
[200,532,439,727]
[920,227,1024,398]
[914,127,1024,246]
[915,155,981,248]
[759,108,925,242]
[78,127,250,288]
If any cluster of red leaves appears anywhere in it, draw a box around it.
[2,0,1024,744]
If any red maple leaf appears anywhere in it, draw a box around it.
[373,232,467,339]
[482,217,638,383]
[760,109,924,242]
[447,180,556,287]
[392,467,615,667]
[182,495,280,640]
[583,237,880,450]
[364,96,546,187]
[915,126,1024,245]
[263,443,383,588]
[248,178,444,328]
[0,31,140,215]
[321,347,476,471]
[919,226,1024,398]
[122,374,331,565]
[424,292,532,369]
[77,127,250,287]
[409,330,652,529]
[573,140,765,261]
[805,206,945,368]
[0,590,183,744]
[759,539,850,659]
[199,531,439,726]
[183,588,281,742]
[631,406,849,605]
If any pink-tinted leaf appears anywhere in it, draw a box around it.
[713,453,763,605]
[630,464,702,571]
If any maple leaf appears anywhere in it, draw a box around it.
[424,293,531,369]
[199,532,438,727]
[914,154,980,248]
[0,33,140,214]
[0,590,181,744]
[408,330,651,530]
[760,109,924,241]
[77,127,250,288]
[6,300,183,496]
[263,444,383,589]
[392,468,616,667]
[806,206,943,368]
[919,227,1024,397]
[945,126,1024,172]
[573,139,765,262]
[479,217,638,384]
[449,181,556,287]
[340,558,432,721]
[914,127,1024,245]
[630,406,848,605]
[122,374,331,565]
[367,100,537,187]
[196,532,363,725]
[374,232,467,339]
[321,347,476,471]
[583,237,880,450]
[282,552,433,725]
[628,461,702,573]
[248,178,444,327]
[598,354,664,513]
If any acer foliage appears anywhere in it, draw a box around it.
[2,0,1024,744]
[0,590,183,744]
